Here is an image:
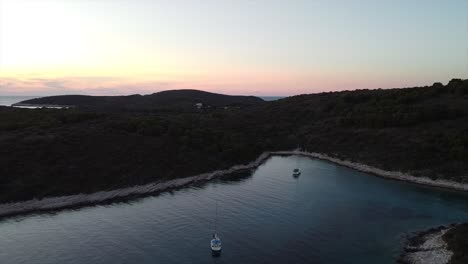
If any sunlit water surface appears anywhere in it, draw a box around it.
[1,156,468,264]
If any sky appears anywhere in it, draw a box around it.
[0,0,467,96]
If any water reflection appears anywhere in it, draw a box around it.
[0,169,255,223]
[1,155,468,264]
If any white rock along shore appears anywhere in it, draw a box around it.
[399,226,454,264]
[0,150,467,218]
[278,150,468,192]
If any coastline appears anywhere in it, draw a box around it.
[11,103,72,109]
[0,150,467,219]
[0,152,270,219]
[279,150,468,192]
[397,225,455,264]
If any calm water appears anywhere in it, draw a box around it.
[1,155,468,264]
[0,96,40,106]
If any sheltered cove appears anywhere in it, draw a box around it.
[1,150,467,218]
[1,150,465,263]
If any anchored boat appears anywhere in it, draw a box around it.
[293,168,301,177]
[210,202,222,255]
[211,233,222,255]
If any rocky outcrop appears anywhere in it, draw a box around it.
[398,225,456,264]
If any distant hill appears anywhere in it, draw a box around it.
[14,89,264,109]
[253,78,468,180]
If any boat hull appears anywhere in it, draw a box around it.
[211,236,222,256]
[211,248,222,256]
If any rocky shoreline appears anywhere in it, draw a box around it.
[398,225,455,264]
[0,150,467,264]
[279,150,468,192]
[0,152,270,219]
[0,150,467,219]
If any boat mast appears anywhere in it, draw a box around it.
[215,201,218,233]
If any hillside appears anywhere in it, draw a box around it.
[258,78,468,181]
[0,79,467,203]
[14,89,265,110]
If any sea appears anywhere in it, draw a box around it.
[1,155,467,264]
[0,96,41,106]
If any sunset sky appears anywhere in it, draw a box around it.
[1,0,467,96]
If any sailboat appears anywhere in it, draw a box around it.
[293,154,301,177]
[293,168,301,177]
[210,202,222,255]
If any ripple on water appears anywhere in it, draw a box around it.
[1,155,468,264]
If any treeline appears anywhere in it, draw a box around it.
[0,79,467,203]
[444,224,468,264]
[259,79,468,180]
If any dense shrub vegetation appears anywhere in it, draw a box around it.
[0,79,467,203]
[444,224,468,264]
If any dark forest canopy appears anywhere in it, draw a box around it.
[1,79,467,203]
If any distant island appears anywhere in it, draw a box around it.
[12,89,265,110]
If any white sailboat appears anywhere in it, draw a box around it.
[210,201,222,255]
